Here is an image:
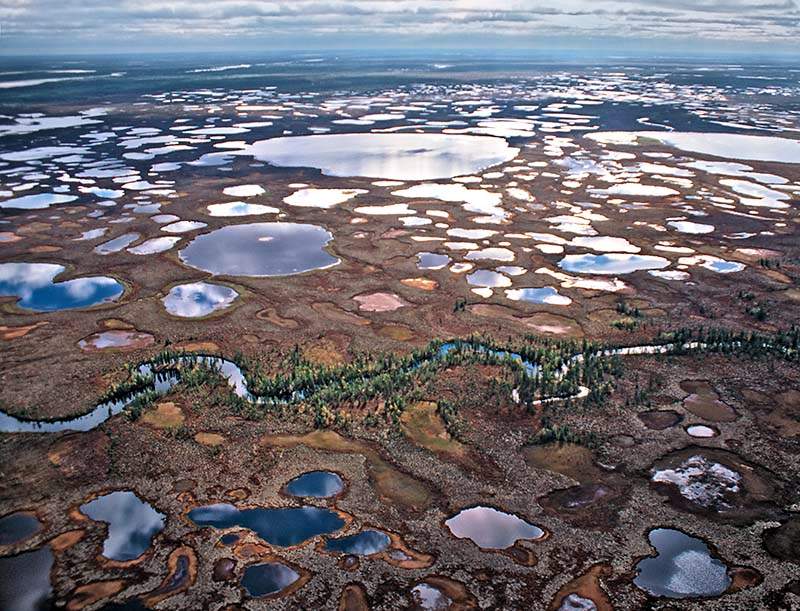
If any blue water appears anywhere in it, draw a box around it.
[162,282,239,318]
[240,562,300,597]
[12,278,124,312]
[0,370,179,433]
[188,503,345,547]
[2,52,797,115]
[284,471,344,498]
[634,528,731,598]
[437,343,538,376]
[80,491,165,561]
[219,533,239,545]
[0,344,537,432]
[0,263,124,312]
[0,546,53,611]
[445,505,545,549]
[324,530,391,555]
[0,512,41,546]
[178,223,339,277]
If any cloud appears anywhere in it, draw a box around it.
[0,0,797,52]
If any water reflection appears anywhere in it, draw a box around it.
[411,583,452,610]
[188,503,344,547]
[236,133,518,181]
[444,506,544,549]
[417,253,452,270]
[324,530,390,555]
[505,287,572,305]
[0,193,77,210]
[0,512,41,546]
[95,233,140,255]
[558,593,597,610]
[127,236,180,255]
[0,262,123,312]
[0,547,53,611]
[559,254,670,275]
[162,282,238,318]
[634,528,730,598]
[284,471,344,499]
[179,223,339,277]
[466,270,511,288]
[241,562,300,598]
[590,132,800,164]
[206,202,279,217]
[78,330,154,352]
[80,491,165,562]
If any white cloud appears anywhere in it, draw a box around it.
[0,0,797,51]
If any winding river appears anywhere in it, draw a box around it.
[0,339,725,434]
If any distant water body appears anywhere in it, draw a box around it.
[1,52,797,109]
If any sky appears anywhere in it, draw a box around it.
[0,0,798,56]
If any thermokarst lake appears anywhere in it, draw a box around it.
[1,47,799,611]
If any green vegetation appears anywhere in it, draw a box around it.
[528,418,599,448]
[436,399,466,440]
[179,362,224,389]
[625,372,664,409]
[98,371,157,406]
[746,303,768,321]
[612,318,640,331]
[736,290,768,321]
[759,257,782,269]
[660,326,798,357]
[616,300,642,318]
[167,424,193,440]
[37,325,798,436]
[122,389,159,422]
